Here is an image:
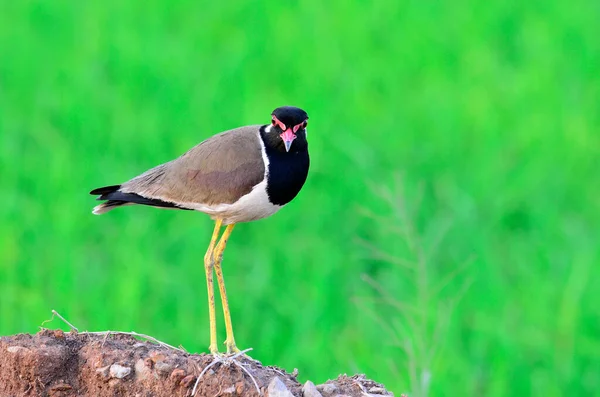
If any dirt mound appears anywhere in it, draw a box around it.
[0,329,393,396]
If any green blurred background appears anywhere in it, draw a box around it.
[1,1,599,395]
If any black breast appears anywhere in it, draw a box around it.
[260,130,310,206]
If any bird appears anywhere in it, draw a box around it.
[90,106,310,354]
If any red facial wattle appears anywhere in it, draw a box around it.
[272,116,285,131]
[272,115,306,152]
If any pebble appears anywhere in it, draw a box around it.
[49,382,72,392]
[96,365,110,379]
[6,346,28,354]
[109,363,131,379]
[180,374,196,387]
[368,387,388,394]
[317,383,338,395]
[154,360,174,374]
[267,377,294,397]
[134,359,152,381]
[170,368,186,381]
[302,380,323,397]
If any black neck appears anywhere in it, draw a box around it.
[259,126,310,206]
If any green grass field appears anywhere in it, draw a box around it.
[1,1,599,395]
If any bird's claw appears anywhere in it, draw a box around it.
[225,339,240,355]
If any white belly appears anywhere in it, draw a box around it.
[189,179,282,224]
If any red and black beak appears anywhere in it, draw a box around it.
[272,115,299,152]
[280,129,296,152]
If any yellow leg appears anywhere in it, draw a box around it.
[213,223,239,354]
[204,219,222,354]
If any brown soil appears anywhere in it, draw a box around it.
[0,329,393,397]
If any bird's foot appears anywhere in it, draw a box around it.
[192,347,259,396]
[208,343,244,358]
[208,343,219,355]
[225,339,240,355]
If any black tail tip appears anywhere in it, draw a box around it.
[90,184,121,196]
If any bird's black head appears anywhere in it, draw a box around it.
[268,106,309,152]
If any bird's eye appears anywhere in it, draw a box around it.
[271,119,277,127]
[303,121,308,128]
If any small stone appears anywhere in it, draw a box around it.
[49,382,72,392]
[222,385,236,394]
[368,387,387,394]
[170,368,186,381]
[317,383,338,395]
[96,365,110,379]
[267,377,294,397]
[302,380,323,397]
[154,360,174,374]
[180,374,196,388]
[109,363,131,379]
[53,329,65,339]
[135,359,152,381]
[149,351,166,362]
[6,346,28,354]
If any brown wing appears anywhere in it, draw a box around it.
[120,125,265,206]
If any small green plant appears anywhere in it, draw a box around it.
[357,176,473,397]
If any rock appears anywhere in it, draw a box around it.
[52,330,65,339]
[154,360,174,375]
[96,365,110,379]
[267,377,294,397]
[149,351,166,362]
[109,363,131,379]
[170,368,186,381]
[6,346,28,354]
[144,357,154,368]
[180,374,196,388]
[369,387,388,394]
[303,380,323,397]
[134,359,152,381]
[48,382,72,394]
[317,383,338,395]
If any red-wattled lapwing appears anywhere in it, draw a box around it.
[90,106,310,354]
